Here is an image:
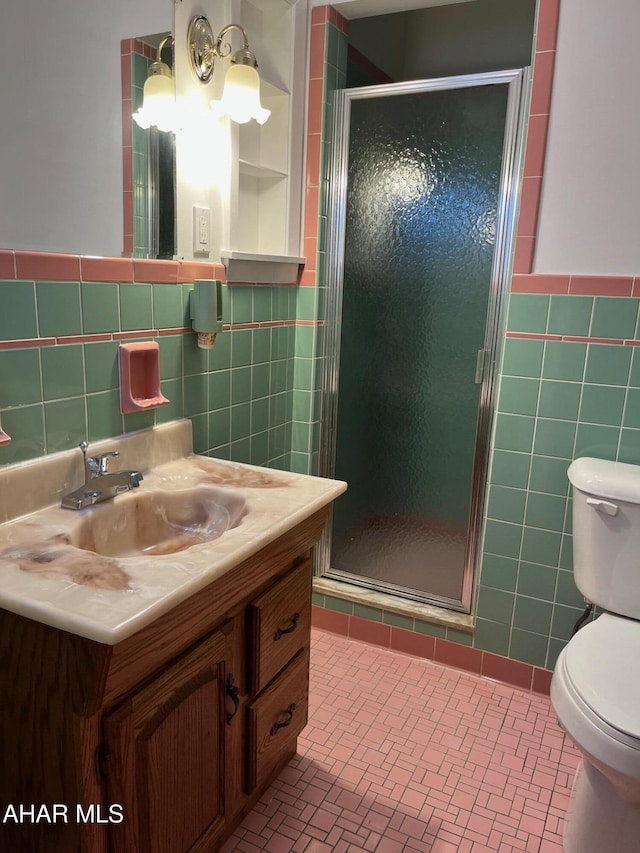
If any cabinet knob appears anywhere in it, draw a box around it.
[274,612,300,641]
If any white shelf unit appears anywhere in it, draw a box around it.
[225,0,305,267]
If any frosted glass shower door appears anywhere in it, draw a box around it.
[327,77,517,609]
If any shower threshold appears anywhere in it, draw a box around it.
[313,575,474,632]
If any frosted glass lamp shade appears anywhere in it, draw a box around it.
[133,64,177,133]
[210,64,270,125]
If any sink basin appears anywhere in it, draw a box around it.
[69,485,247,557]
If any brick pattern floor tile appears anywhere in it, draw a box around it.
[222,630,579,852]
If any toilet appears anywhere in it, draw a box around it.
[551,457,640,852]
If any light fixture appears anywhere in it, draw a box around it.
[133,35,177,133]
[187,16,270,126]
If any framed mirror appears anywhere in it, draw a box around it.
[125,34,176,260]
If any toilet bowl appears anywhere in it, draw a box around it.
[551,458,640,852]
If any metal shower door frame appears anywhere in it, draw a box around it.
[316,68,531,613]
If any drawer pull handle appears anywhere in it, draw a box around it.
[270,703,296,736]
[225,673,240,725]
[274,612,300,641]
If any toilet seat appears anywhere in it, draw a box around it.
[551,614,640,781]
[564,613,640,740]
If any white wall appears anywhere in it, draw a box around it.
[0,0,170,258]
[535,0,640,275]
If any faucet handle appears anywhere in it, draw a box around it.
[79,441,119,476]
[94,450,119,475]
[79,440,94,475]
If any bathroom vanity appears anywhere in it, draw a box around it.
[0,421,346,852]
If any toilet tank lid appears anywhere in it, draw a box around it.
[568,457,640,504]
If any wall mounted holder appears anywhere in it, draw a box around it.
[118,342,170,414]
[0,429,11,446]
[190,279,224,349]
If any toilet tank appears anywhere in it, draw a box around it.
[568,457,640,619]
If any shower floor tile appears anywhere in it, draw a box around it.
[222,629,579,852]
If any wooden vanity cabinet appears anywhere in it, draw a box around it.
[0,506,328,853]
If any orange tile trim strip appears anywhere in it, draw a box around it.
[0,250,227,284]
[511,274,640,295]
[311,606,553,696]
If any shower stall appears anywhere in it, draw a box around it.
[318,69,529,612]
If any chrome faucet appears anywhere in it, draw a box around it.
[61,441,143,510]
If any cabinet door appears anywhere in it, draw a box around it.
[104,625,231,853]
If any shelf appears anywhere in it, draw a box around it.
[239,159,288,179]
[220,250,305,284]
[224,0,304,266]
[238,92,290,177]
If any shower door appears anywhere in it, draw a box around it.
[319,70,529,612]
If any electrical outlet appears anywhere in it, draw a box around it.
[193,206,211,255]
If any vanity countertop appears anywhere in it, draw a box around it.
[0,421,346,645]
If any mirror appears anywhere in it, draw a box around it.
[127,34,176,260]
[0,0,173,259]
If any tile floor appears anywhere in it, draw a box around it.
[223,629,579,853]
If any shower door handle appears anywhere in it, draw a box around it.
[474,349,491,384]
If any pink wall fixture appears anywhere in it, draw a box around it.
[118,342,169,414]
[0,430,11,446]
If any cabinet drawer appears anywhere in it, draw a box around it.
[249,556,311,694]
[246,647,310,792]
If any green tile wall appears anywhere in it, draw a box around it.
[477,292,640,670]
[0,281,297,470]
[316,293,640,671]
